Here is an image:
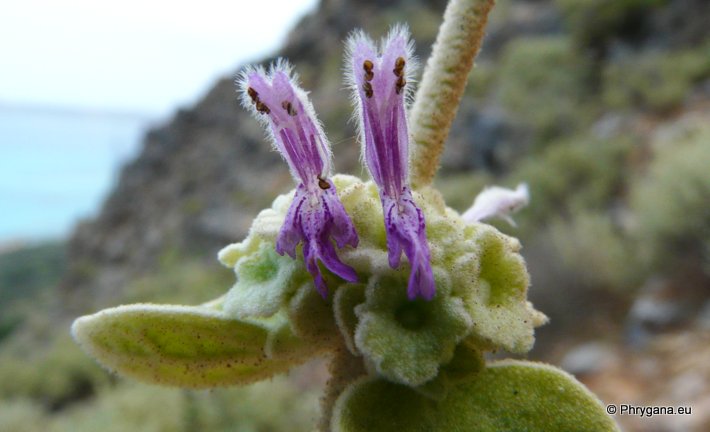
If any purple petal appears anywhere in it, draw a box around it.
[240,62,359,296]
[275,186,307,259]
[238,62,331,187]
[347,27,435,300]
[276,184,359,298]
[320,178,359,249]
[382,189,435,300]
[302,228,357,298]
[347,26,414,197]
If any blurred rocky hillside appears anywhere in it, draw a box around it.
[2,0,710,431]
[59,0,449,313]
[60,0,710,314]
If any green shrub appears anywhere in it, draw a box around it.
[0,242,66,307]
[603,44,710,113]
[464,61,498,100]
[0,399,47,432]
[46,376,320,432]
[549,212,643,292]
[557,0,667,50]
[0,333,110,409]
[122,260,232,305]
[48,384,184,432]
[193,376,321,432]
[498,36,592,144]
[511,135,632,234]
[631,124,710,272]
[0,309,23,343]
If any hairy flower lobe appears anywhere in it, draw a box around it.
[347,27,435,300]
[238,63,358,297]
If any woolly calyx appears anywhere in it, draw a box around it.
[353,273,472,386]
[220,175,545,365]
[222,241,303,318]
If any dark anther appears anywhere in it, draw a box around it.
[395,76,406,94]
[318,177,331,190]
[249,86,269,113]
[393,57,405,77]
[363,82,373,98]
[256,101,270,114]
[281,100,297,116]
[247,87,259,103]
[363,59,374,81]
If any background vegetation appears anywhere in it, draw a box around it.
[1,0,709,430]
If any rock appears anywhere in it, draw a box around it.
[560,342,618,376]
[697,300,710,330]
[630,294,685,329]
[443,105,522,173]
[592,113,627,139]
[625,276,708,348]
[669,371,707,401]
[481,1,563,59]
[646,0,710,49]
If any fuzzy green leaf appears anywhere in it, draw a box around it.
[354,274,472,386]
[333,283,366,355]
[462,226,548,353]
[288,282,340,347]
[413,341,485,400]
[333,360,619,432]
[71,304,307,388]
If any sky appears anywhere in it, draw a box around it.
[0,0,319,244]
[0,0,319,116]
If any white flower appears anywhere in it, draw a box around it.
[462,183,530,227]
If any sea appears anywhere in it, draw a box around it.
[0,104,155,245]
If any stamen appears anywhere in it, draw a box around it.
[318,177,331,190]
[363,82,373,98]
[281,100,297,116]
[363,59,374,81]
[393,56,405,77]
[256,101,270,114]
[247,87,259,103]
[247,86,270,114]
[395,76,406,95]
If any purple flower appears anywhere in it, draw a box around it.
[347,27,435,300]
[238,62,358,297]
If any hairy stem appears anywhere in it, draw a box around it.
[409,0,496,188]
[319,347,367,432]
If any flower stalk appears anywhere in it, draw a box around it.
[409,0,496,189]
